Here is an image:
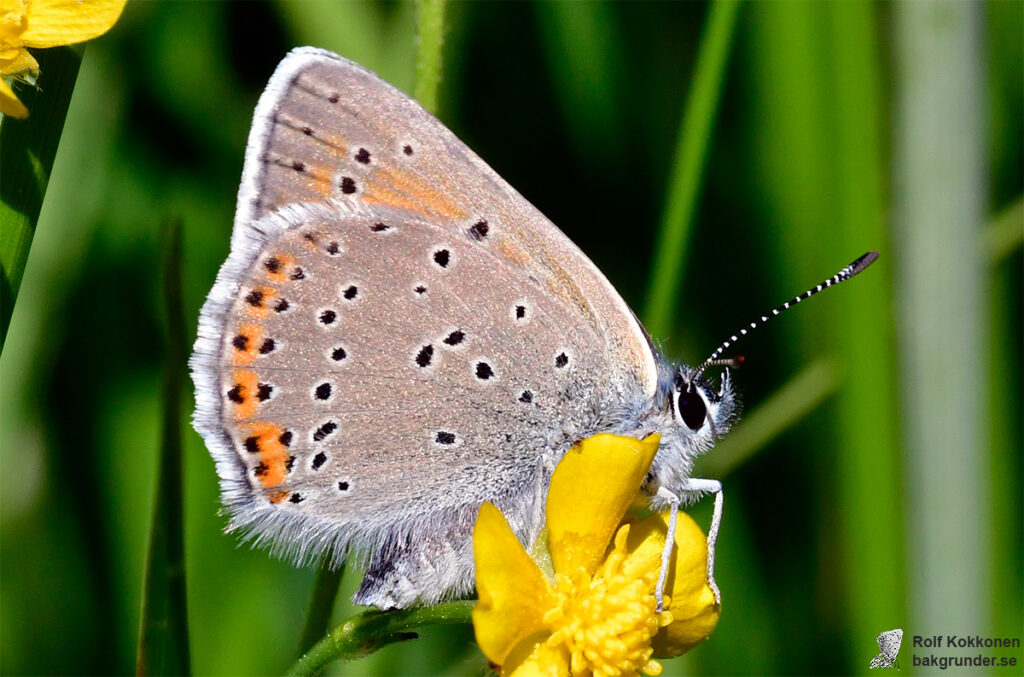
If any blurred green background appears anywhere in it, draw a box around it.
[1,1,1020,675]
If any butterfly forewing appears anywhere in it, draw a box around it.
[236,48,657,397]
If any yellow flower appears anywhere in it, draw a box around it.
[473,433,721,677]
[1,0,126,118]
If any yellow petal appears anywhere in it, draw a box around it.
[473,503,556,665]
[20,0,126,47]
[547,432,660,578]
[620,514,666,580]
[627,511,720,658]
[504,639,570,677]
[0,0,29,44]
[0,46,37,77]
[0,75,27,117]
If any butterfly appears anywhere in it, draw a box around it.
[870,628,903,670]
[191,47,876,609]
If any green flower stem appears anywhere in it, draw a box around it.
[286,601,474,677]
[414,0,447,116]
[0,44,84,353]
[642,0,740,338]
[136,220,191,675]
[297,563,346,655]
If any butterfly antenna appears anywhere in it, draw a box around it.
[695,251,879,376]
[705,356,745,369]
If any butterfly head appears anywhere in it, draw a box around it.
[669,366,736,441]
[640,362,737,496]
[648,251,879,495]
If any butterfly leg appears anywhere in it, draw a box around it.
[657,478,722,609]
[680,477,723,605]
[654,486,679,612]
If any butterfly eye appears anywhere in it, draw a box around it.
[675,383,707,431]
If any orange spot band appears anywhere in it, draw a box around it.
[363,165,464,220]
[231,370,259,420]
[244,286,277,320]
[265,254,296,284]
[232,323,263,366]
[240,421,291,489]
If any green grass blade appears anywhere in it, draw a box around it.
[696,358,841,479]
[136,220,191,676]
[0,45,84,353]
[826,0,903,651]
[534,0,625,164]
[414,0,448,116]
[740,4,897,670]
[894,0,990,638]
[987,239,1023,638]
[642,0,740,338]
[297,563,345,656]
[983,196,1023,264]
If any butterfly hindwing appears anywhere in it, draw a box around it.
[213,201,616,508]
[193,200,633,602]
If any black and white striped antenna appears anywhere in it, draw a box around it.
[695,251,879,376]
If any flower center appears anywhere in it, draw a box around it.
[544,524,673,676]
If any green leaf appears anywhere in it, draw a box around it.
[0,45,84,352]
[983,196,1023,264]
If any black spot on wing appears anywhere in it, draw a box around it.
[416,344,434,368]
[468,220,489,240]
[475,362,494,380]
